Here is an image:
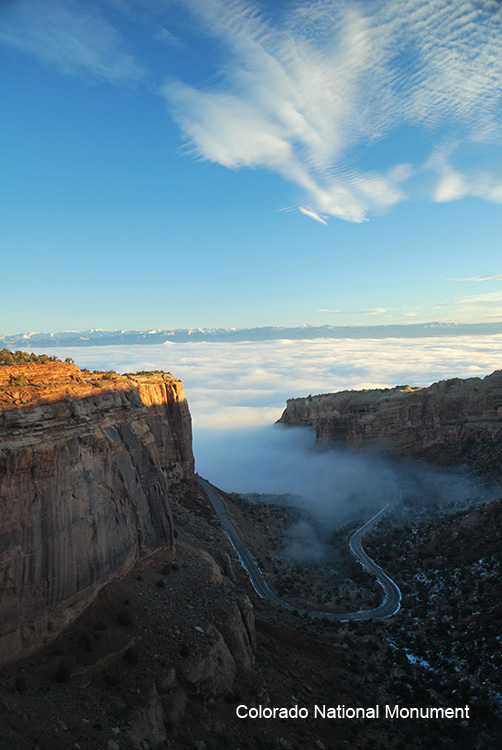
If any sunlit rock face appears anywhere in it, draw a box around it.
[278,370,502,475]
[0,364,194,662]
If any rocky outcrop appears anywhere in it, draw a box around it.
[124,546,256,744]
[278,370,502,474]
[0,364,194,662]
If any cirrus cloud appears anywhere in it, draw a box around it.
[0,0,146,84]
[162,0,502,222]
[447,274,502,282]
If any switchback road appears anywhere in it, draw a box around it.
[198,475,401,621]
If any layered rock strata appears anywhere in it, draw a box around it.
[0,364,194,662]
[278,370,502,474]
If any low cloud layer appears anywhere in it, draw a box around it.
[30,336,499,532]
[36,335,502,434]
[194,424,485,534]
[195,423,401,519]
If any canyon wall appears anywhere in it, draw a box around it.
[0,364,194,662]
[278,370,502,474]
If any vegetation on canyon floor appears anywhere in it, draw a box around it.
[1,483,500,749]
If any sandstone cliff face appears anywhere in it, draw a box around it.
[278,370,502,474]
[0,364,194,662]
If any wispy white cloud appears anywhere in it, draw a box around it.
[434,168,468,202]
[161,0,502,222]
[366,307,394,315]
[0,0,146,83]
[456,290,502,311]
[429,145,502,204]
[299,207,327,225]
[153,27,184,49]
[3,0,499,221]
[447,274,502,282]
[318,307,395,315]
[434,290,502,321]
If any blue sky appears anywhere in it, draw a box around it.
[1,0,501,334]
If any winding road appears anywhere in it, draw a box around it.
[198,475,401,621]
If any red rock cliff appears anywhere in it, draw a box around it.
[278,370,502,475]
[0,364,194,662]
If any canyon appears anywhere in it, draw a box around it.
[0,362,260,747]
[278,369,502,476]
[1,359,501,748]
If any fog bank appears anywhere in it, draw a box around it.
[30,335,502,435]
[195,423,484,529]
[29,336,500,527]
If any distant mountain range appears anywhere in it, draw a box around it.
[2,322,502,348]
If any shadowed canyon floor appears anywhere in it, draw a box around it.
[0,485,501,749]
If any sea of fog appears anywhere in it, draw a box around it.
[31,335,501,528]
